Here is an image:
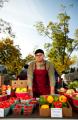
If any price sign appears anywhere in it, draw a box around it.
[0,108,4,117]
[51,108,62,118]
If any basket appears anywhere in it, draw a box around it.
[15,92,28,98]
[72,97,78,108]
[12,104,22,115]
[23,105,33,116]
[20,99,32,104]
[4,107,10,116]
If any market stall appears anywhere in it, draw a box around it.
[0,79,78,118]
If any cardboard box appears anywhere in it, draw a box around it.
[39,107,50,117]
[11,80,18,88]
[39,102,72,117]
[11,80,27,88]
[62,102,72,117]
[17,80,27,88]
[0,75,4,87]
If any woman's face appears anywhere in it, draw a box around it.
[35,53,44,62]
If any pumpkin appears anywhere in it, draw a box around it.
[41,104,49,109]
[47,95,54,103]
[59,95,67,103]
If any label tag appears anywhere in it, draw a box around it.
[51,108,62,117]
[0,108,4,117]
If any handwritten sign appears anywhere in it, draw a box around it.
[0,109,4,117]
[51,108,62,118]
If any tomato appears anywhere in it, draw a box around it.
[53,101,62,108]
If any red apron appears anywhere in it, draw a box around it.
[33,63,50,97]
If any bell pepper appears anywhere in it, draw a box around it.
[53,101,62,108]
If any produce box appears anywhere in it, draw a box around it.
[62,102,72,117]
[39,94,72,118]
[11,80,27,88]
[11,80,18,88]
[39,107,50,117]
[17,80,27,88]
[39,102,72,118]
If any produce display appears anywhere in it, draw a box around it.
[68,81,78,90]
[39,95,68,108]
[65,89,75,96]
[38,94,72,117]
[57,86,78,112]
[58,87,66,93]
[16,88,27,93]
[0,79,78,118]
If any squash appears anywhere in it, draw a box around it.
[41,104,49,109]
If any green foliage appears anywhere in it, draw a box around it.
[68,81,78,89]
[35,12,78,74]
[0,38,23,75]
[0,19,15,38]
[24,54,35,64]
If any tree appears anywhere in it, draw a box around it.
[24,54,35,64]
[0,38,23,75]
[0,0,8,8]
[0,0,15,38]
[0,18,15,38]
[35,12,78,74]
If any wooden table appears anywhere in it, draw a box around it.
[6,105,78,119]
